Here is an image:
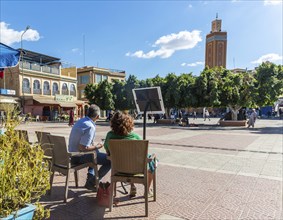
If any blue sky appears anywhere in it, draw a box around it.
[0,0,282,80]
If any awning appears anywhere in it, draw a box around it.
[33,96,59,105]
[75,100,87,106]
[58,102,77,108]
[0,96,18,104]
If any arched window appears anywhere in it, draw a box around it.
[23,78,30,89]
[70,84,76,96]
[43,81,50,91]
[52,82,59,95]
[43,81,50,95]
[33,80,40,90]
[33,79,41,94]
[22,78,31,93]
[62,83,68,95]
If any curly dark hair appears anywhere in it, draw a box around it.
[110,111,134,136]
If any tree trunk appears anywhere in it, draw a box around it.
[228,105,242,121]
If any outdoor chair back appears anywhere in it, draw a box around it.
[108,139,151,216]
[35,131,52,157]
[47,134,99,202]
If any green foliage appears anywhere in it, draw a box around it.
[254,62,283,107]
[95,80,114,110]
[0,105,50,219]
[125,75,140,110]
[82,62,282,116]
[112,80,128,110]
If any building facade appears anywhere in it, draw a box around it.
[77,66,126,100]
[77,66,126,117]
[205,16,227,69]
[0,49,84,120]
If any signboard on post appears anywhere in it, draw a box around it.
[132,87,165,114]
[132,87,165,139]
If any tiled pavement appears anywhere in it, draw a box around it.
[17,118,283,220]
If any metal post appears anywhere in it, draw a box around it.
[20,26,30,114]
[143,102,150,140]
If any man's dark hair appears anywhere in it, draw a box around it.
[87,104,100,118]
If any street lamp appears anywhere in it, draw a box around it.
[21,25,30,114]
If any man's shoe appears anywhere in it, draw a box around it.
[84,181,97,192]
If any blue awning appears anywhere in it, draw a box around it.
[0,43,20,68]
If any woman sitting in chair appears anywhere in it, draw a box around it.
[103,111,157,197]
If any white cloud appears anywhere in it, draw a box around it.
[188,4,193,8]
[264,0,282,5]
[251,53,283,64]
[71,48,79,53]
[181,61,204,67]
[126,30,202,59]
[0,21,40,46]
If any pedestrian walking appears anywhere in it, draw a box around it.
[204,110,210,121]
[68,109,74,126]
[193,111,197,120]
[247,109,257,128]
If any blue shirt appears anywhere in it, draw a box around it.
[68,117,96,152]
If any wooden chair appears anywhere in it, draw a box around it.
[47,134,99,202]
[108,139,156,217]
[35,131,53,169]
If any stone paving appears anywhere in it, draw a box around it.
[17,118,283,220]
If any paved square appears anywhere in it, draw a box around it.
[17,118,283,219]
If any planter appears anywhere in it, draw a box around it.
[2,204,36,220]
[156,119,176,124]
[219,120,247,127]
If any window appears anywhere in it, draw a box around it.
[43,81,50,90]
[52,82,59,95]
[70,84,76,96]
[62,83,68,95]
[33,80,40,89]
[23,78,30,89]
[81,89,85,98]
[103,75,108,81]
[96,74,102,83]
[80,75,89,84]
[70,84,76,92]
[62,83,68,91]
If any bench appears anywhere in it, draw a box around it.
[219,120,247,127]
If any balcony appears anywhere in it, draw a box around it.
[33,89,42,95]
[43,90,51,95]
[52,90,60,96]
[21,61,60,75]
[22,87,31,94]
[62,90,69,95]
[70,91,76,97]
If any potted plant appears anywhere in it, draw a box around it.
[0,104,50,220]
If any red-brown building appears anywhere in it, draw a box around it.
[205,16,227,68]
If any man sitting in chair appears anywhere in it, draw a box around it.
[68,104,111,191]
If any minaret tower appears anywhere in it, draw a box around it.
[205,14,227,68]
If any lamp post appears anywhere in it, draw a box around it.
[20,25,30,114]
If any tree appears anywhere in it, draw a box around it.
[176,73,196,108]
[254,62,283,107]
[84,81,114,110]
[84,83,99,104]
[124,75,140,110]
[219,70,256,120]
[162,73,180,116]
[112,80,128,110]
[95,80,114,110]
[194,68,221,108]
